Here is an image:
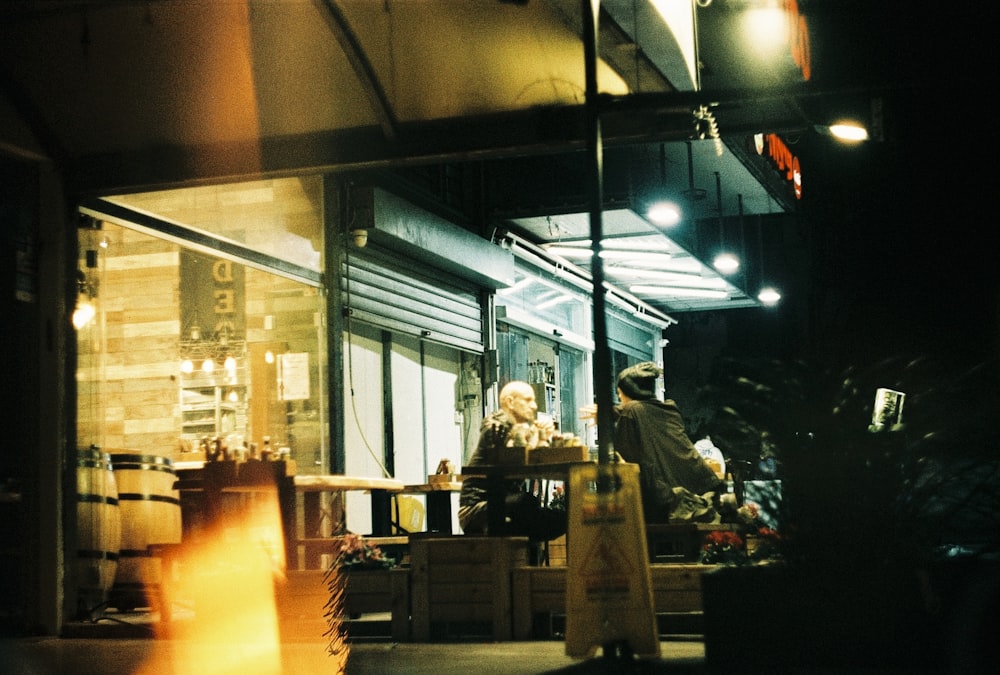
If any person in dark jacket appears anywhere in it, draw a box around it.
[459,380,567,541]
[612,361,723,524]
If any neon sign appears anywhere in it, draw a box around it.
[754,133,802,199]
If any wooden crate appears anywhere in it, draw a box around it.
[409,535,529,641]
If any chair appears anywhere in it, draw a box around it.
[391,495,426,534]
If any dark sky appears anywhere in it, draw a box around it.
[744,2,999,367]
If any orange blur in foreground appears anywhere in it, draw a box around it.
[137,487,342,673]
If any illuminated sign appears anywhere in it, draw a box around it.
[754,133,802,199]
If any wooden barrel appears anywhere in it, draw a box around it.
[76,446,122,615]
[109,451,181,610]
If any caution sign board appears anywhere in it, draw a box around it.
[564,461,659,658]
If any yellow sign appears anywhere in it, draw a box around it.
[564,462,659,658]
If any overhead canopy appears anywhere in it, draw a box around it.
[0,0,824,314]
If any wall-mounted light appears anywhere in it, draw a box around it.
[72,296,96,329]
[72,269,97,329]
[815,121,869,143]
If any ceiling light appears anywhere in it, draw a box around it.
[713,253,740,275]
[630,285,729,299]
[646,201,682,227]
[757,287,782,305]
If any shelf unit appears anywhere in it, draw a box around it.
[179,364,247,441]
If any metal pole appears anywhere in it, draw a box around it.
[582,0,614,466]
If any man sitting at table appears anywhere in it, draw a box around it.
[459,380,567,542]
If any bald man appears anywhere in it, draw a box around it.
[458,381,566,541]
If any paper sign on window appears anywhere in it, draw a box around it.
[278,352,310,401]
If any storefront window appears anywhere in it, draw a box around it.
[76,177,328,473]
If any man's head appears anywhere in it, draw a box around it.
[617,361,662,401]
[498,381,538,424]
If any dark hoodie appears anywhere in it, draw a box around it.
[613,398,721,520]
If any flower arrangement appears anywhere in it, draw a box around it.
[746,526,784,562]
[330,533,396,570]
[735,501,760,529]
[700,530,749,565]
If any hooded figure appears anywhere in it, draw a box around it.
[613,362,722,523]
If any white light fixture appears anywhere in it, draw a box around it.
[816,121,869,143]
[201,358,215,374]
[712,253,740,275]
[630,285,729,299]
[264,350,275,364]
[646,201,682,227]
[757,286,782,306]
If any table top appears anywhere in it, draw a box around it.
[461,460,597,481]
[293,474,405,493]
[402,481,465,493]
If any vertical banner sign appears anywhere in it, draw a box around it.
[565,462,659,658]
[179,251,245,342]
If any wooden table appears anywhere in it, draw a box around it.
[461,461,595,536]
[173,462,405,568]
[294,474,405,568]
[400,478,464,534]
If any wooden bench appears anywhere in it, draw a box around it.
[510,563,717,640]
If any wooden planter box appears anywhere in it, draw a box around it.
[510,563,716,640]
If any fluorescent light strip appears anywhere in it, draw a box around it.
[544,246,673,263]
[610,267,726,286]
[629,285,730,299]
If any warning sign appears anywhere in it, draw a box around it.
[564,462,659,659]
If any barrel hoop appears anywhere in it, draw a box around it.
[117,492,180,506]
[77,492,119,506]
[111,460,176,474]
[78,549,120,562]
[77,457,114,471]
